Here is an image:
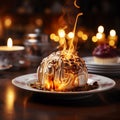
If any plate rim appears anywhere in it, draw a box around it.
[12,73,116,95]
[0,64,12,70]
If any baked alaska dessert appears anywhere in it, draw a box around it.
[36,50,88,91]
[92,43,118,64]
[30,2,99,92]
[30,49,99,92]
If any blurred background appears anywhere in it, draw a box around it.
[0,0,120,53]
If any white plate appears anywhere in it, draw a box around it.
[0,64,12,70]
[12,73,116,97]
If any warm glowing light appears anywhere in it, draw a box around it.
[92,36,98,43]
[27,33,38,42]
[54,36,59,42]
[110,29,116,37]
[58,29,65,38]
[35,18,43,26]
[45,81,51,90]
[77,31,83,38]
[28,39,37,43]
[108,29,118,47]
[98,25,104,33]
[96,33,102,39]
[67,32,74,39]
[4,17,12,28]
[50,0,82,56]
[5,87,15,112]
[109,40,115,46]
[50,33,56,40]
[7,38,13,47]
[28,33,37,38]
[50,33,59,42]
[36,0,88,91]
[82,34,88,41]
[74,0,80,8]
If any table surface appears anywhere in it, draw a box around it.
[0,57,120,120]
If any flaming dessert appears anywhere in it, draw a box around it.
[30,0,98,92]
[37,50,88,91]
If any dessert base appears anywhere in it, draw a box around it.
[93,57,118,64]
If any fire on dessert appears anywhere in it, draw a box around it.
[30,0,99,92]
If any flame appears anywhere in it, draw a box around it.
[68,32,74,39]
[98,25,104,33]
[55,0,83,59]
[58,29,66,38]
[74,0,80,8]
[37,0,87,91]
[96,33,102,39]
[7,38,13,47]
[110,29,116,37]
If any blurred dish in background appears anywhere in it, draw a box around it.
[0,59,12,70]
[83,56,120,77]
[24,31,56,66]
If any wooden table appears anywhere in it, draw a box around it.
[0,63,120,120]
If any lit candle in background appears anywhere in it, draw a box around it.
[92,36,98,43]
[0,38,26,69]
[77,30,88,42]
[108,29,118,47]
[27,33,38,43]
[0,38,24,51]
[7,37,12,47]
[96,25,106,44]
[50,33,59,42]
[98,25,104,33]
[58,29,66,38]
[67,32,74,39]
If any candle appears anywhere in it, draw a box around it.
[0,38,24,51]
[108,29,118,46]
[96,25,106,44]
[98,25,104,33]
[0,38,25,68]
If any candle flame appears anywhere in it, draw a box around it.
[68,32,74,39]
[110,29,116,37]
[98,25,104,33]
[58,29,66,38]
[96,33,102,39]
[7,38,13,47]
